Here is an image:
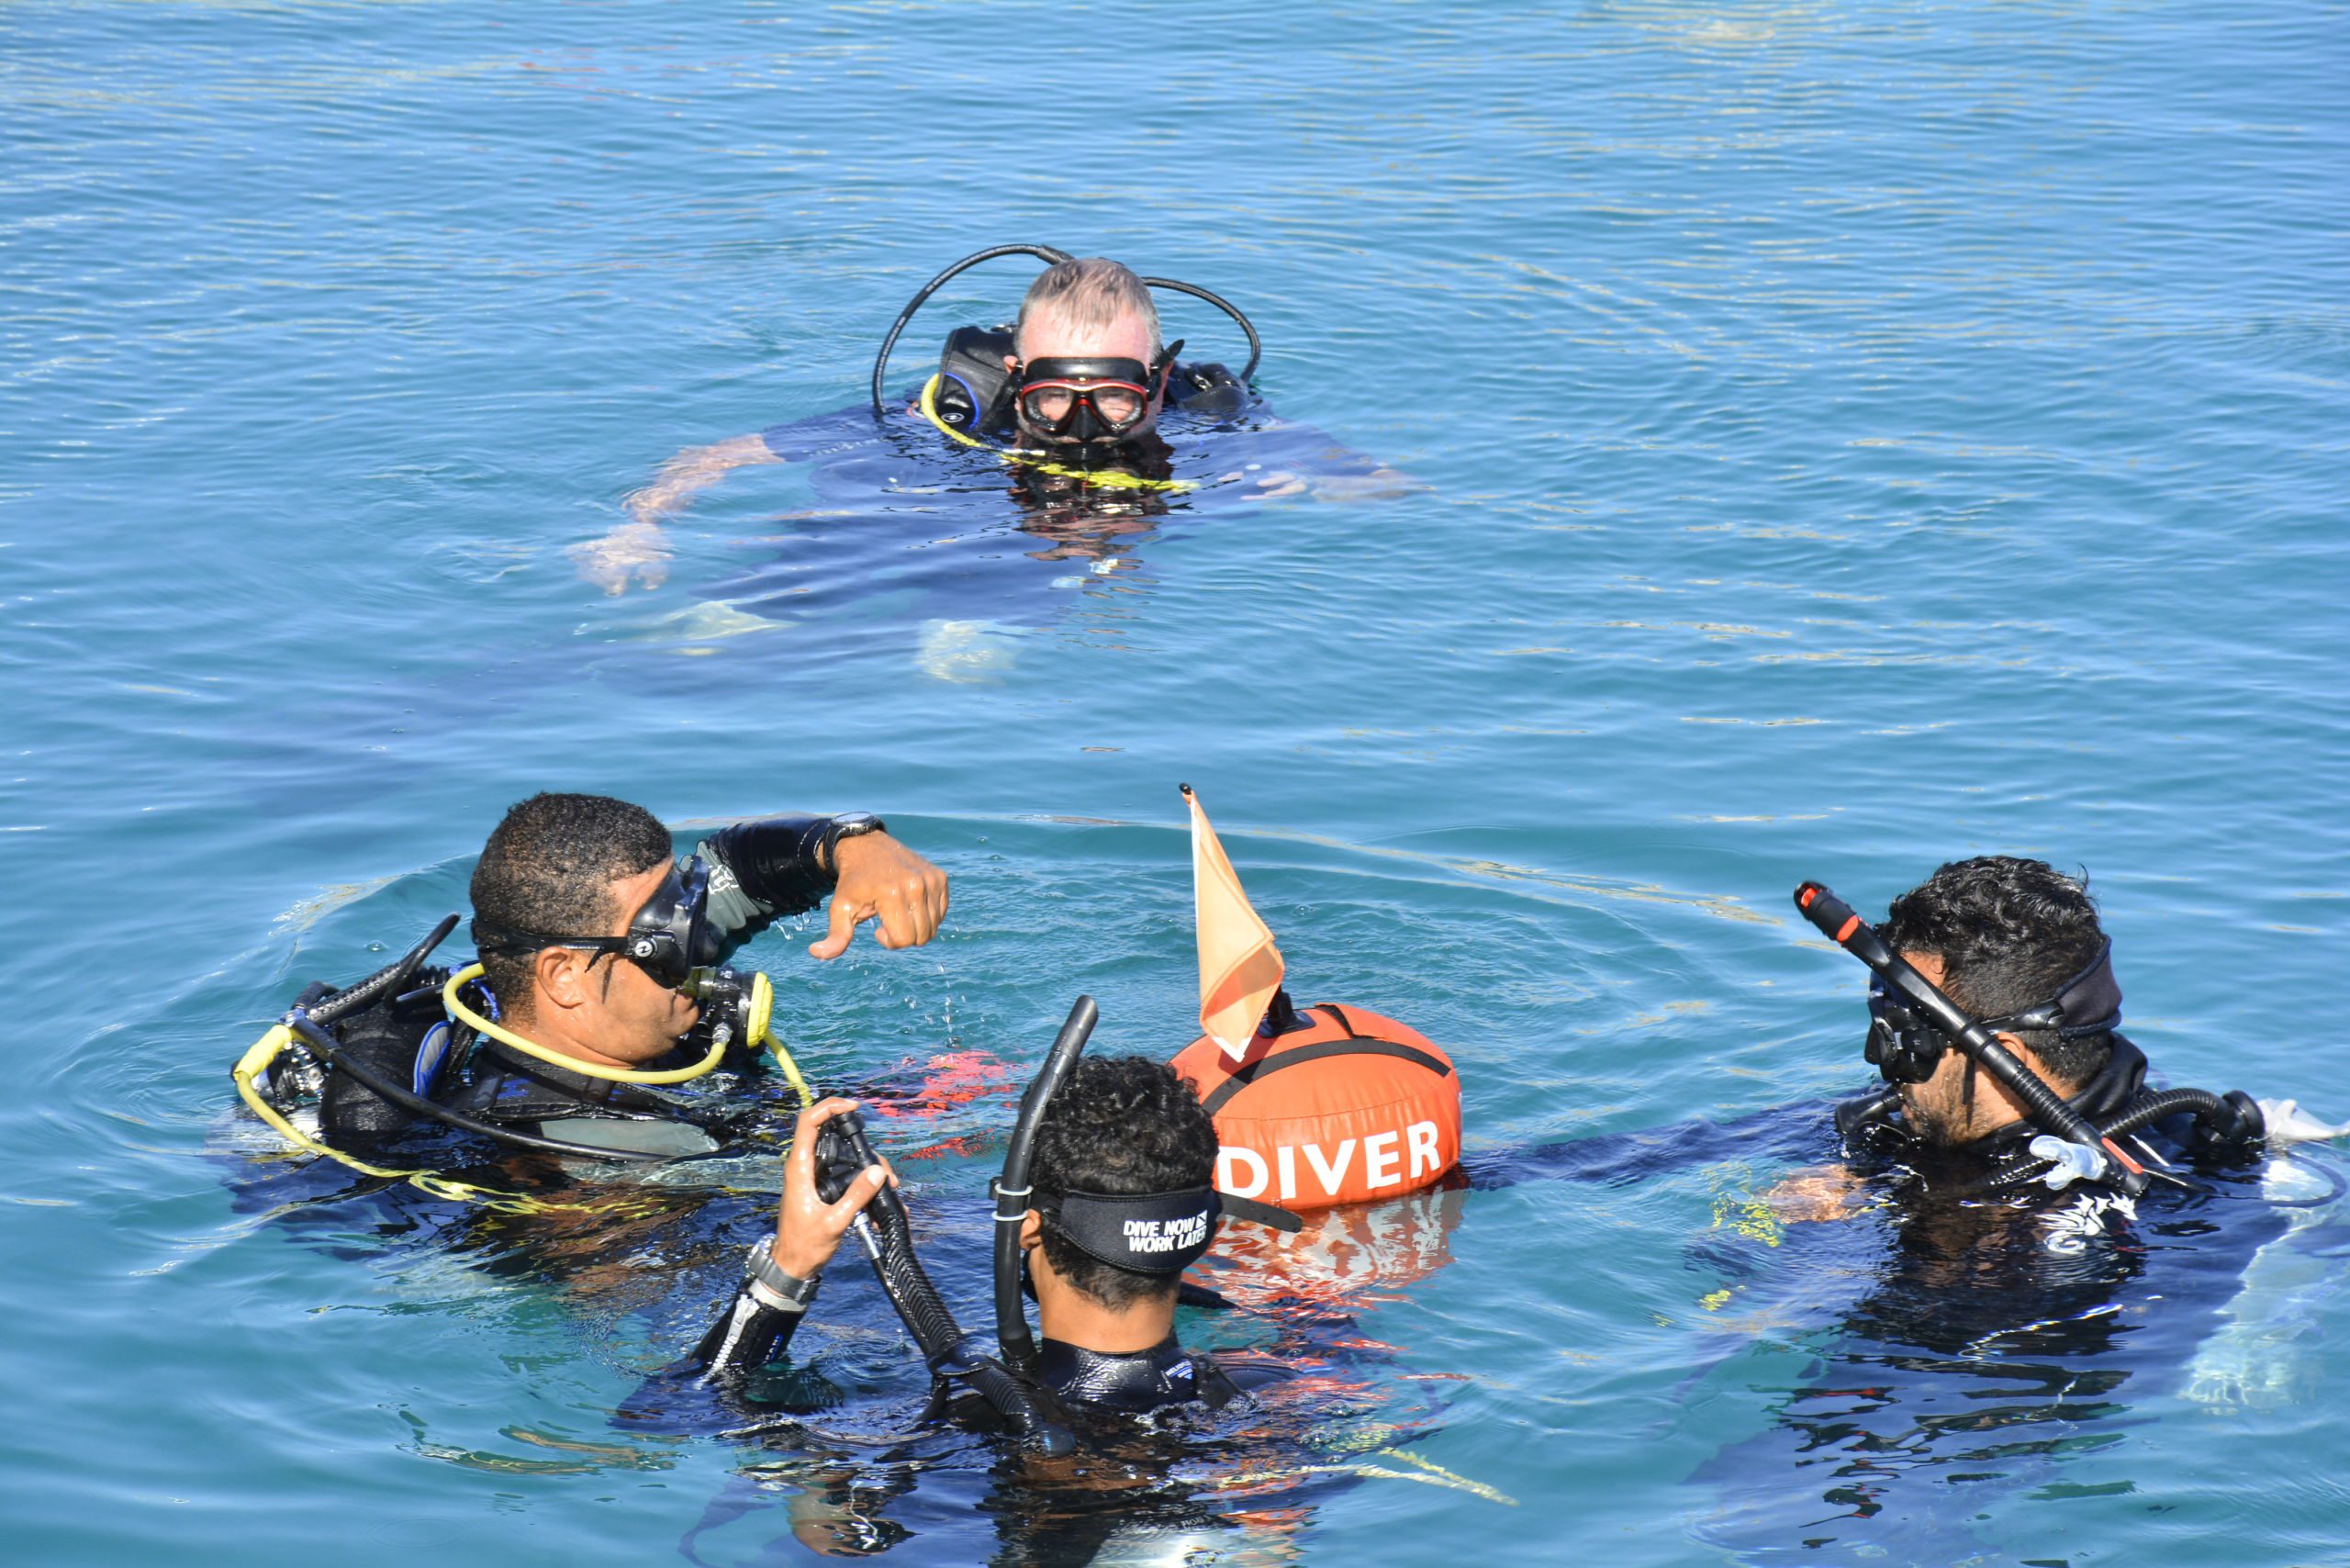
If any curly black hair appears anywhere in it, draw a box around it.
[1881,856,2113,1086]
[1032,1055,1219,1311]
[469,793,673,1018]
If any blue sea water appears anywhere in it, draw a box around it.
[4,1,2347,1562]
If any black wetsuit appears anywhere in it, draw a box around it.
[1467,1037,2299,1564]
[1836,1034,2264,1211]
[683,1271,1282,1422]
[280,813,854,1156]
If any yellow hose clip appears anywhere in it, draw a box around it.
[736,969,814,1111]
[917,374,1196,494]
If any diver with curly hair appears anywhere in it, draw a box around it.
[1471,856,2340,1562]
[681,1052,1290,1421]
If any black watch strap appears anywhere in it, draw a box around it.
[822,812,887,870]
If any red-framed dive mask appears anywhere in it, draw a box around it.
[1013,341,1180,445]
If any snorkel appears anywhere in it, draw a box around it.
[1794,881,2154,1196]
[993,995,1100,1375]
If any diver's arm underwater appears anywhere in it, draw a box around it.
[572,434,781,595]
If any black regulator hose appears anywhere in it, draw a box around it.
[309,913,461,1027]
[1137,274,1262,383]
[815,1110,1073,1456]
[870,244,1075,415]
[283,1013,671,1164]
[1794,882,2151,1195]
[993,995,1099,1376]
[2096,1086,2266,1147]
[870,245,1267,414]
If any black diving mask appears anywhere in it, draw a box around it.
[471,856,718,991]
[1863,938,2123,1086]
[1013,342,1179,446]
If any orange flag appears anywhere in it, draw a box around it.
[1185,784,1285,1060]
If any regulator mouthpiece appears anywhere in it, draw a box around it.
[679,965,774,1053]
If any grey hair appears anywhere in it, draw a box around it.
[1015,257,1160,356]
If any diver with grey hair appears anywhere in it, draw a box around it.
[574,249,1409,599]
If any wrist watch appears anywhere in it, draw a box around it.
[743,1239,822,1313]
[821,812,887,872]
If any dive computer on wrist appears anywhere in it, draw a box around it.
[821,812,887,871]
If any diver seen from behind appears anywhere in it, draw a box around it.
[681,1051,1289,1426]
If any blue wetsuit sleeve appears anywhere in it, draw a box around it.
[760,404,893,464]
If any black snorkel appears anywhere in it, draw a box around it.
[993,995,1099,1376]
[870,244,1263,418]
[1793,881,2154,1196]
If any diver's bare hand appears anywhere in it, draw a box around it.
[774,1097,898,1280]
[569,521,672,596]
[811,834,950,958]
[1762,1164,1869,1224]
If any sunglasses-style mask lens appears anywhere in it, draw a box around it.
[622,857,712,987]
[1863,980,1948,1083]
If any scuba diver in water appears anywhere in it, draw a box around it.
[1781,855,2268,1214]
[1476,856,2283,1212]
[676,1053,1290,1428]
[611,1003,1459,1563]
[239,791,947,1166]
[573,248,1409,605]
[1472,856,2340,1563]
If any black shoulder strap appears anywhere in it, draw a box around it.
[1198,1007,1453,1119]
[1192,1351,1245,1411]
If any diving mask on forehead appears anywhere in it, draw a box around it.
[1013,341,1181,446]
[470,855,719,990]
[1863,938,2123,1086]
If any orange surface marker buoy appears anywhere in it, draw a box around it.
[1171,786,1462,1211]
